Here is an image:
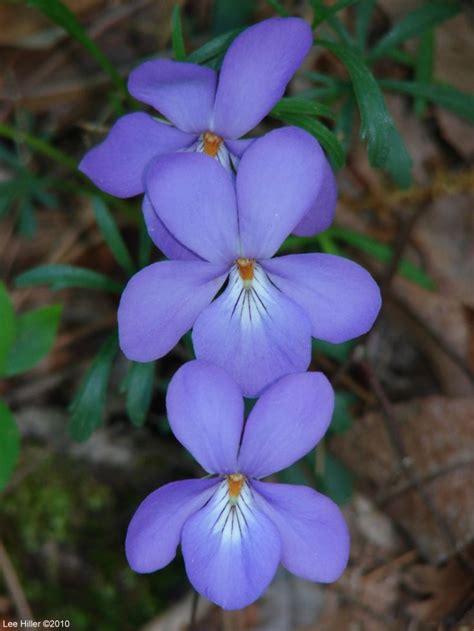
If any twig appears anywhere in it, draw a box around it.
[188,590,199,630]
[0,539,33,621]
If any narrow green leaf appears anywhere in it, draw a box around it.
[355,0,376,50]
[369,0,460,62]
[316,452,353,504]
[92,196,135,276]
[0,283,16,374]
[122,361,155,427]
[312,338,356,362]
[265,0,289,17]
[187,28,243,66]
[311,0,358,28]
[379,79,474,124]
[330,391,356,433]
[15,264,123,293]
[415,30,434,116]
[330,226,436,289]
[171,5,186,61]
[69,333,118,441]
[3,305,61,377]
[138,215,153,269]
[335,93,356,152]
[27,0,126,97]
[0,401,20,490]
[271,111,345,169]
[212,0,254,35]
[318,39,412,186]
[271,96,336,120]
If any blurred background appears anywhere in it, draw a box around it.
[0,0,473,629]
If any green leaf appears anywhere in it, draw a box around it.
[92,196,135,276]
[318,39,412,186]
[312,338,355,362]
[171,5,186,61]
[415,30,434,116]
[187,27,243,66]
[27,0,126,97]
[316,452,353,504]
[265,0,289,17]
[212,0,254,34]
[15,264,123,293]
[69,333,119,441]
[122,361,155,427]
[311,0,358,28]
[330,226,436,289]
[3,305,61,377]
[271,96,336,120]
[0,283,16,374]
[271,111,345,169]
[355,0,376,50]
[369,0,460,62]
[0,401,20,490]
[330,391,355,433]
[379,79,474,124]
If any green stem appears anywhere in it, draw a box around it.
[0,124,77,171]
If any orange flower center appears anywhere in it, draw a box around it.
[236,258,255,283]
[203,131,223,157]
[227,473,245,501]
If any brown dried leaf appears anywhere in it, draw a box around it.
[332,396,474,561]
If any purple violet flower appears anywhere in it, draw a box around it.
[118,126,381,397]
[79,17,337,251]
[126,360,349,610]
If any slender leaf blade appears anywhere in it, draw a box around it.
[92,196,135,276]
[15,264,123,293]
[330,226,435,289]
[0,283,16,374]
[0,401,20,490]
[69,333,118,441]
[271,111,345,169]
[27,0,126,96]
[187,27,243,66]
[171,5,186,61]
[415,30,434,116]
[369,0,460,62]
[122,361,155,427]
[379,79,474,123]
[318,39,412,186]
[271,96,336,119]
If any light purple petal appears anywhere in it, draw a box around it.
[142,195,200,261]
[146,153,239,264]
[263,254,382,343]
[212,17,313,138]
[238,372,334,479]
[225,137,255,158]
[192,264,312,398]
[128,59,217,133]
[166,360,244,474]
[253,482,350,582]
[79,113,195,197]
[293,157,337,236]
[126,478,219,573]
[181,479,281,609]
[118,260,228,361]
[237,127,325,259]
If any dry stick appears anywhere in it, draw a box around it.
[362,360,474,576]
[0,539,33,621]
[188,590,200,630]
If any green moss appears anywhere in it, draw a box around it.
[1,447,187,630]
